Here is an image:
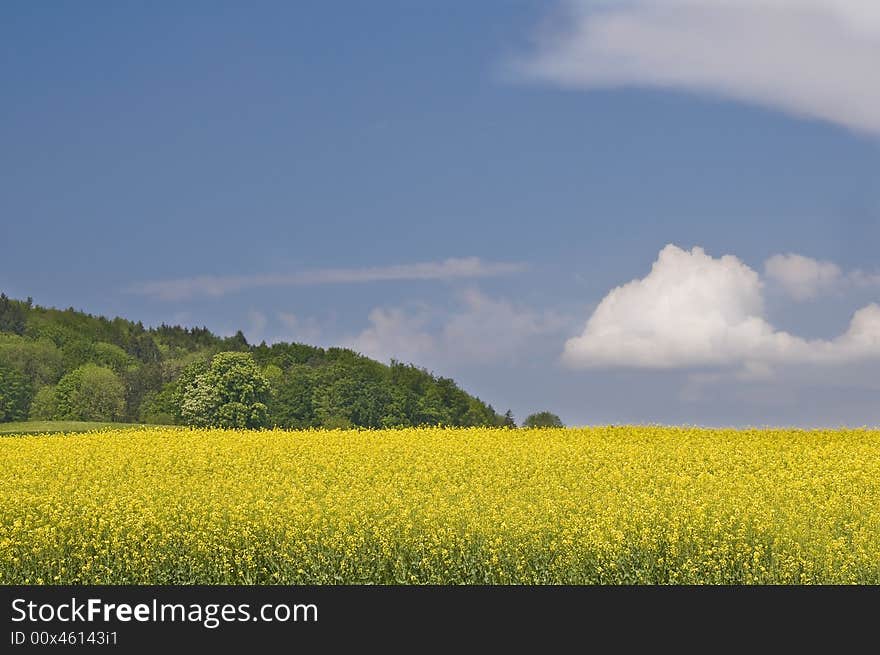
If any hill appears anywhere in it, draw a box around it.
[0,293,513,429]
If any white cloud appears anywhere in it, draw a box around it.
[562,244,880,371]
[764,252,880,300]
[247,310,268,340]
[442,289,568,364]
[129,258,527,301]
[345,290,567,368]
[514,0,880,136]
[764,253,842,300]
[345,307,437,366]
[277,312,322,344]
[849,269,880,289]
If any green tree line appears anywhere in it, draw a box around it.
[0,293,516,429]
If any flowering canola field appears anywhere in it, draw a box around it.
[2,426,879,584]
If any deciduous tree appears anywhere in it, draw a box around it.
[522,411,564,428]
[55,364,125,421]
[180,352,270,428]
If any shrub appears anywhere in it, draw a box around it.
[522,411,564,428]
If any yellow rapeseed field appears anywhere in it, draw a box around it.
[1,426,879,584]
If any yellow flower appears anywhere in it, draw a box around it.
[0,426,878,584]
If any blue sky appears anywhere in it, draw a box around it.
[2,1,879,426]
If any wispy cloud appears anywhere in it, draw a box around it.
[129,258,527,301]
[513,0,880,137]
[345,289,570,368]
[277,312,323,344]
[247,309,268,339]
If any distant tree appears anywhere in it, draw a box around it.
[55,364,125,421]
[222,330,249,352]
[0,293,510,430]
[126,332,162,364]
[137,391,174,425]
[380,385,415,428]
[0,335,63,387]
[313,360,388,428]
[121,363,163,422]
[501,409,517,428]
[0,362,32,422]
[136,356,209,425]
[60,339,96,371]
[522,411,564,428]
[179,352,270,428]
[417,384,449,425]
[29,385,57,420]
[262,364,283,389]
[270,365,317,429]
[93,342,134,373]
[459,398,494,426]
[432,377,469,424]
[0,294,30,335]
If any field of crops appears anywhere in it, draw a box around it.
[2,426,879,584]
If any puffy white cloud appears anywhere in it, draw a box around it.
[514,0,880,136]
[563,244,880,370]
[764,253,842,300]
[346,290,567,368]
[764,253,880,300]
[829,303,880,357]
